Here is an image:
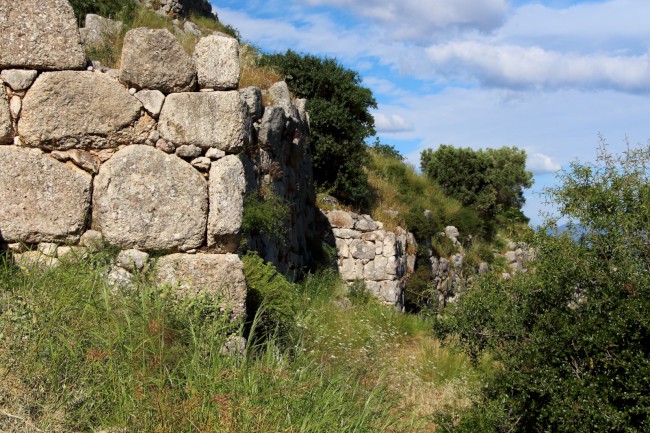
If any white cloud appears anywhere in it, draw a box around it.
[296,0,509,42]
[426,41,650,92]
[373,113,414,133]
[527,153,562,174]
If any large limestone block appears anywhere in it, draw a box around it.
[19,71,143,149]
[350,240,376,260]
[0,0,85,70]
[326,210,355,229]
[0,146,91,243]
[158,91,246,152]
[92,145,208,251]
[193,33,240,90]
[0,91,11,144]
[208,155,246,252]
[120,28,196,94]
[155,253,247,319]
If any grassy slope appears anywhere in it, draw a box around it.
[0,249,488,432]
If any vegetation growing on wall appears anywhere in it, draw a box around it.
[259,50,377,207]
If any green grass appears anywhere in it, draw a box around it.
[0,250,489,432]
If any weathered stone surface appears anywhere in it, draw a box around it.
[37,242,58,257]
[116,249,150,272]
[19,71,143,149]
[355,219,379,232]
[335,238,349,258]
[92,145,208,251]
[183,21,202,36]
[9,95,21,118]
[268,81,292,111]
[66,150,100,174]
[191,156,211,171]
[364,257,388,281]
[207,155,245,252]
[1,69,37,91]
[80,230,104,252]
[257,106,285,151]
[81,14,122,47]
[193,33,240,90]
[120,28,196,94]
[156,139,176,153]
[239,86,263,122]
[107,266,134,290]
[155,253,247,319]
[206,148,226,160]
[350,240,376,260]
[134,89,165,118]
[158,91,246,152]
[0,146,91,243]
[0,0,85,70]
[176,144,202,158]
[332,228,361,239]
[340,258,363,281]
[326,210,355,229]
[57,245,88,262]
[0,91,11,144]
[13,251,60,271]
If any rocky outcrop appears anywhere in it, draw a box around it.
[140,0,215,19]
[119,28,197,94]
[155,253,247,319]
[207,155,246,252]
[0,146,92,243]
[193,33,240,90]
[19,71,144,149]
[92,145,208,252]
[158,91,246,152]
[325,210,416,307]
[0,0,85,70]
[80,14,123,47]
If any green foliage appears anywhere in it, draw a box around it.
[421,145,533,222]
[259,50,377,207]
[371,138,403,160]
[241,251,299,345]
[241,187,290,242]
[435,140,650,432]
[69,0,137,24]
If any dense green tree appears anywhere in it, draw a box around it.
[434,141,650,432]
[420,145,533,221]
[259,50,377,207]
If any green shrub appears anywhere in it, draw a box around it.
[241,187,290,242]
[241,251,299,345]
[435,141,650,432]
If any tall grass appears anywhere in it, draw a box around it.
[0,249,490,431]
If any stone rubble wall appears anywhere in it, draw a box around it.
[324,210,417,308]
[0,1,315,320]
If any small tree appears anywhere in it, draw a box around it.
[259,50,377,207]
[420,145,533,222]
[435,139,650,432]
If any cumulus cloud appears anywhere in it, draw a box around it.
[527,153,562,174]
[426,41,650,92]
[296,0,509,42]
[374,113,414,133]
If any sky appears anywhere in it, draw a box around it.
[212,0,650,225]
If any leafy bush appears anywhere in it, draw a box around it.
[435,140,650,432]
[421,145,533,222]
[241,187,290,242]
[259,50,377,207]
[241,251,299,345]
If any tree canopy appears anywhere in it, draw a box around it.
[259,50,377,207]
[435,141,650,432]
[420,145,533,222]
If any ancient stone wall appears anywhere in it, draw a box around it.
[324,210,416,308]
[0,1,315,318]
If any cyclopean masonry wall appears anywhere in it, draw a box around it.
[0,0,316,319]
[324,210,417,309]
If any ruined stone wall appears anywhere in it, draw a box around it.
[0,0,315,317]
[324,210,416,308]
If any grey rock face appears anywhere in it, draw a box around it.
[92,145,208,251]
[257,106,285,151]
[0,146,92,243]
[0,91,11,144]
[81,14,123,47]
[268,81,292,111]
[120,28,196,94]
[158,91,246,152]
[1,69,38,91]
[0,0,85,70]
[19,71,143,149]
[207,155,246,252]
[175,144,202,159]
[239,87,263,122]
[80,230,104,252]
[326,210,355,229]
[134,89,165,118]
[155,253,247,319]
[193,33,240,90]
[116,249,150,272]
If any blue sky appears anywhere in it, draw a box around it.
[213,0,650,225]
